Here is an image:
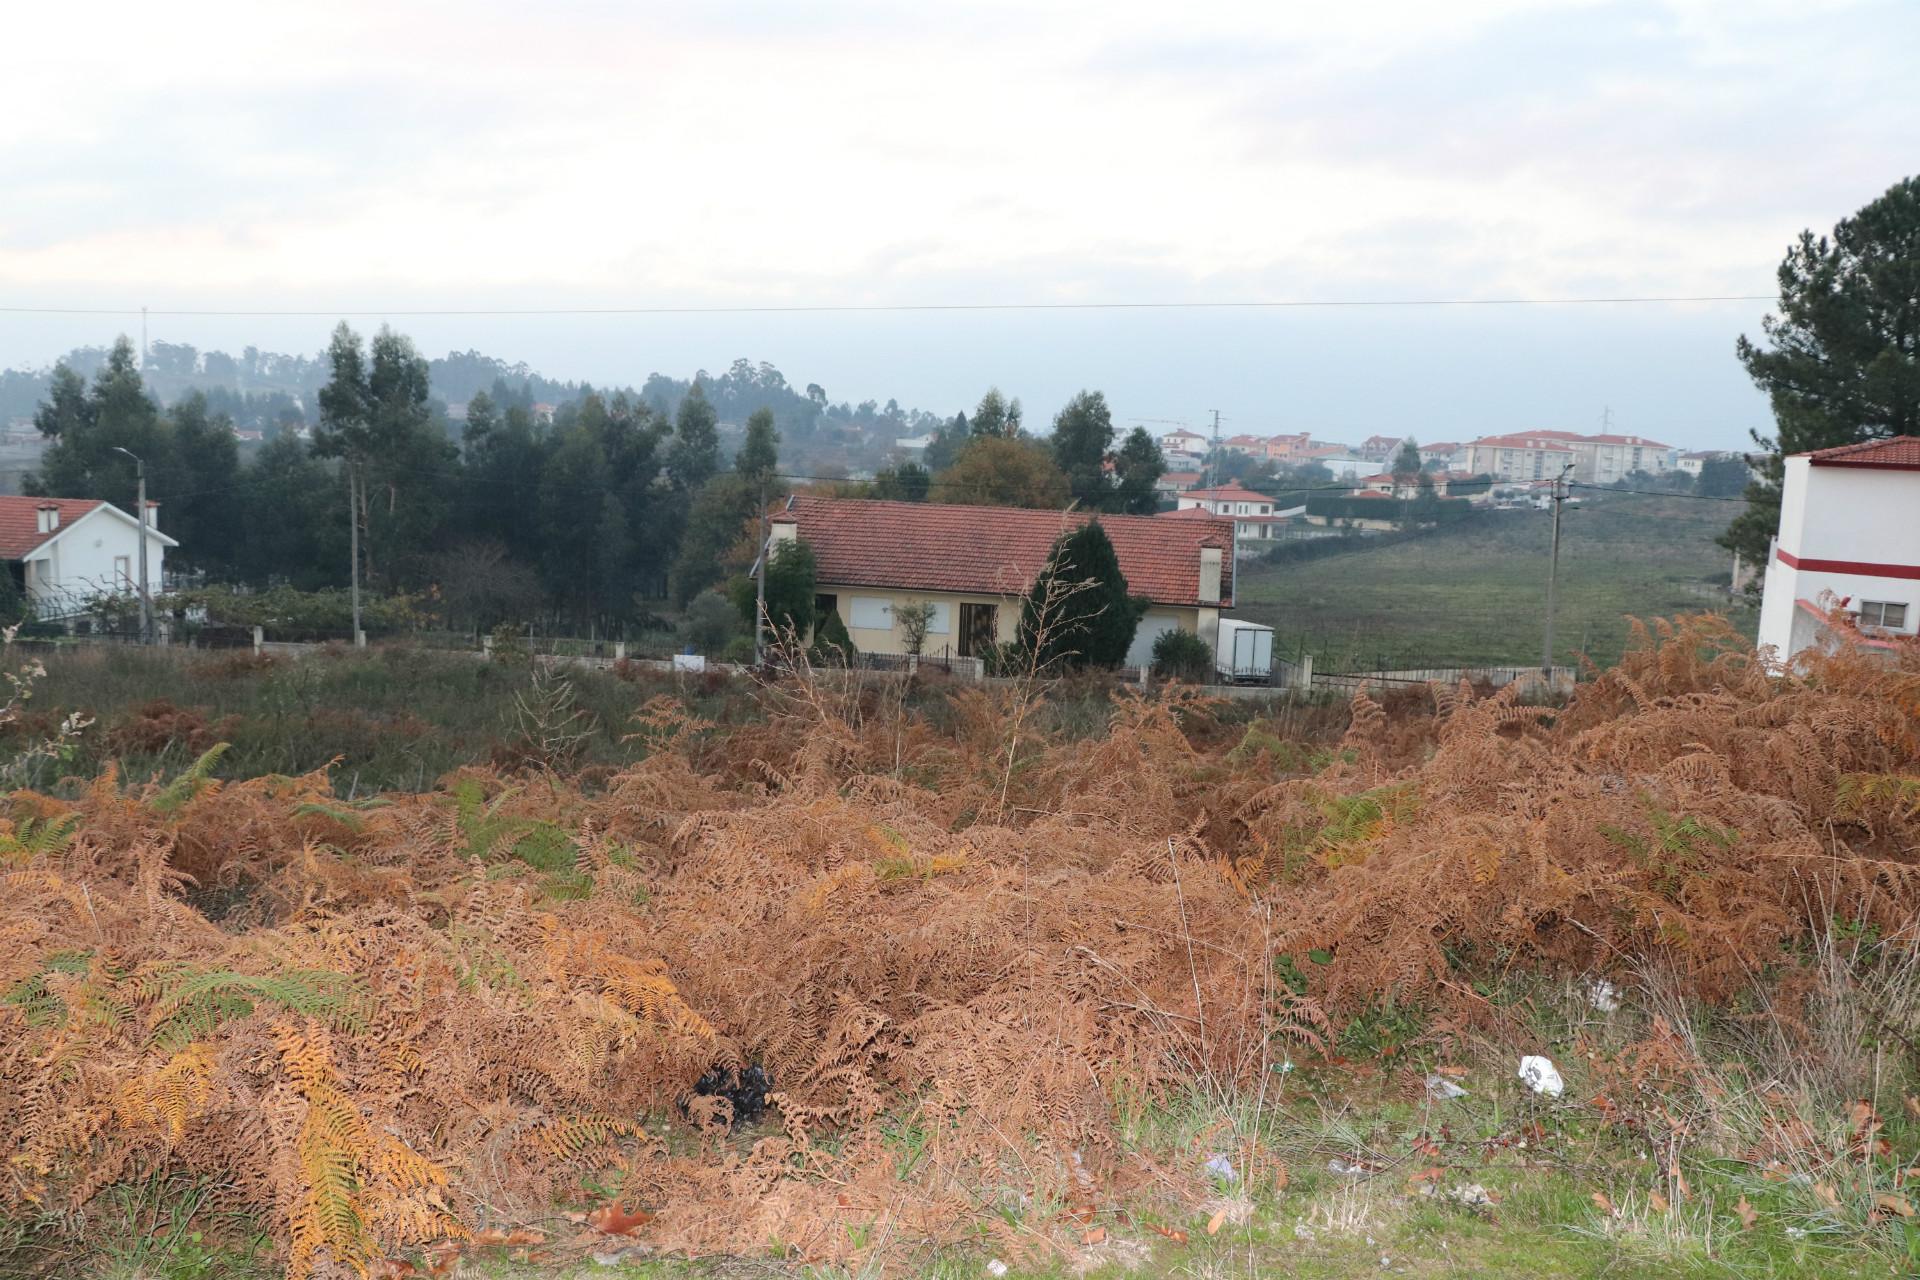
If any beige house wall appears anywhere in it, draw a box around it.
[817,581,1217,657]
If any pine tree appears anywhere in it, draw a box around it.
[1017,520,1147,670]
[1722,176,1920,563]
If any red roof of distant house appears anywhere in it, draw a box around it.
[1180,483,1272,502]
[1159,470,1203,484]
[776,496,1235,608]
[1362,434,1402,447]
[1583,433,1673,449]
[0,497,103,559]
[1468,433,1575,452]
[1422,441,1461,452]
[1803,436,1920,470]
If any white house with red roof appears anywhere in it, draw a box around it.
[0,496,176,619]
[769,496,1236,667]
[1757,436,1920,664]
[1171,483,1304,552]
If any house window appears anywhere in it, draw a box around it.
[921,602,951,635]
[114,555,132,588]
[1859,600,1909,630]
[849,597,892,629]
[813,593,837,624]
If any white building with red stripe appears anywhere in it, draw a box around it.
[1757,436,1920,663]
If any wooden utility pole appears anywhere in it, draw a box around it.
[1541,464,1572,674]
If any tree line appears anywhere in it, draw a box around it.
[21,326,1169,637]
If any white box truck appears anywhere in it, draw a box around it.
[1215,618,1274,684]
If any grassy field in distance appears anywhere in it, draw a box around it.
[1231,490,1758,672]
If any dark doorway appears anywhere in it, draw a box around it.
[958,602,997,657]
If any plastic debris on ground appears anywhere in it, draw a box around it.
[1517,1054,1565,1096]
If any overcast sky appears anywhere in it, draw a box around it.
[3,0,1916,448]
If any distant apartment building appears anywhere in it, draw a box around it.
[1419,441,1462,470]
[1462,430,1676,484]
[1578,434,1678,484]
[1462,433,1578,483]
[1757,437,1920,664]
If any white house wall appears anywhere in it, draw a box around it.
[1757,457,1920,660]
[28,508,169,609]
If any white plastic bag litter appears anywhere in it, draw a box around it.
[1425,1073,1468,1100]
[1203,1153,1238,1184]
[1517,1055,1564,1096]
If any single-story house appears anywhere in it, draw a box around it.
[1757,435,1920,664]
[767,496,1235,667]
[0,496,176,619]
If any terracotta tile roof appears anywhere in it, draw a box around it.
[1180,483,1272,502]
[0,497,103,559]
[1804,435,1920,469]
[1582,435,1674,450]
[1468,433,1575,451]
[777,497,1234,608]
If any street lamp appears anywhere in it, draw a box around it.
[111,447,154,644]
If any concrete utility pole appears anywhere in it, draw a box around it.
[753,482,769,667]
[348,464,363,645]
[1541,463,1573,674]
[112,447,153,644]
[1207,409,1222,488]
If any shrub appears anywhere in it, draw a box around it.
[809,607,856,666]
[1150,628,1213,681]
[680,591,738,656]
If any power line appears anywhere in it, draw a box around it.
[0,294,1776,319]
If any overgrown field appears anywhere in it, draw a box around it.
[1235,493,1759,671]
[3,618,1919,1279]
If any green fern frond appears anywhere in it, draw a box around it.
[152,744,231,814]
[138,966,369,1050]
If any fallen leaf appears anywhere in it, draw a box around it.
[371,1262,419,1280]
[1146,1223,1188,1244]
[587,1203,653,1236]
[1206,1208,1228,1236]
[502,1229,545,1246]
[471,1228,509,1246]
[1671,1166,1690,1200]
[1080,1227,1107,1246]
[1273,1162,1290,1192]
[1905,1095,1920,1121]
[1407,1166,1445,1188]
[1735,1196,1757,1230]
[1649,1191,1670,1213]
[422,1243,460,1280]
[1592,1192,1615,1215]
[1814,1182,1842,1211]
[1434,1065,1469,1078]
[1877,1193,1915,1218]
